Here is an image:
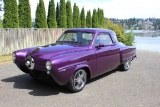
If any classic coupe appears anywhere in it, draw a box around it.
[12,28,136,92]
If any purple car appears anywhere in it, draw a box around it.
[12,28,136,92]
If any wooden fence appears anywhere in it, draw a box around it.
[0,28,67,56]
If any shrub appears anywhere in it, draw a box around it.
[104,18,134,46]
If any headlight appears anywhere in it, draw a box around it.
[25,56,34,69]
[12,53,16,62]
[46,61,52,70]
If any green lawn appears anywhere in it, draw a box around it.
[0,55,12,66]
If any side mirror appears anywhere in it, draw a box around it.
[96,43,105,49]
[99,43,105,47]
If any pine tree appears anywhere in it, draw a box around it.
[86,10,92,28]
[66,0,73,28]
[19,0,32,28]
[47,0,57,28]
[3,0,19,28]
[73,3,81,28]
[92,9,98,28]
[96,8,105,28]
[34,0,48,28]
[59,0,67,28]
[101,9,104,27]
[56,2,60,28]
[97,8,100,27]
[80,7,86,28]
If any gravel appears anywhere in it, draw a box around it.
[0,50,160,107]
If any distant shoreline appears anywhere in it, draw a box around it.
[126,30,160,37]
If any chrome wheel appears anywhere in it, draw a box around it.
[66,69,87,92]
[120,59,131,71]
[124,60,131,70]
[73,69,87,90]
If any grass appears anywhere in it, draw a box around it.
[0,55,12,66]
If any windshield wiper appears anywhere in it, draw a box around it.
[57,41,82,45]
[72,41,82,45]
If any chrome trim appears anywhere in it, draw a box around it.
[59,69,66,72]
[12,53,16,62]
[25,56,35,70]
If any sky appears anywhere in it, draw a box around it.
[1,0,160,19]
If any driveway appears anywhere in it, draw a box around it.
[0,50,160,107]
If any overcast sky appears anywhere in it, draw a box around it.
[1,0,160,19]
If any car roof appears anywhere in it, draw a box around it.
[66,28,114,33]
[66,28,118,43]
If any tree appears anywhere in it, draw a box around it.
[92,9,98,28]
[100,9,104,27]
[73,3,81,28]
[59,0,67,28]
[0,0,3,28]
[66,0,73,28]
[80,7,86,28]
[0,19,2,28]
[56,2,60,27]
[47,0,57,28]
[3,0,19,28]
[126,30,135,46]
[86,10,92,28]
[34,0,48,28]
[97,8,100,27]
[104,18,128,44]
[97,8,104,27]
[19,0,32,28]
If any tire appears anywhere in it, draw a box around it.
[120,59,131,71]
[66,69,87,93]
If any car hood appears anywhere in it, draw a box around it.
[28,43,88,62]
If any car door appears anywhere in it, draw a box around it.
[94,33,120,76]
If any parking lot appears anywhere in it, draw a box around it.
[0,50,160,107]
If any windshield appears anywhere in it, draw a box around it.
[58,32,94,45]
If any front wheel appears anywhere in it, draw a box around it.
[120,59,131,71]
[66,69,87,92]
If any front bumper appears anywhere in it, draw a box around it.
[15,58,76,86]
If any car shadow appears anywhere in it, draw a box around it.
[1,74,71,96]
[87,68,118,84]
[1,68,119,96]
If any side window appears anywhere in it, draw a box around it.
[94,34,113,46]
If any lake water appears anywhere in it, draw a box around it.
[126,30,156,33]
[134,36,160,52]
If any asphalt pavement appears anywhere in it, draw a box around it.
[0,50,160,107]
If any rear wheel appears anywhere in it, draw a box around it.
[120,59,131,71]
[66,69,87,92]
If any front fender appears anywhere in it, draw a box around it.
[74,62,91,75]
[50,61,91,85]
[14,47,37,73]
